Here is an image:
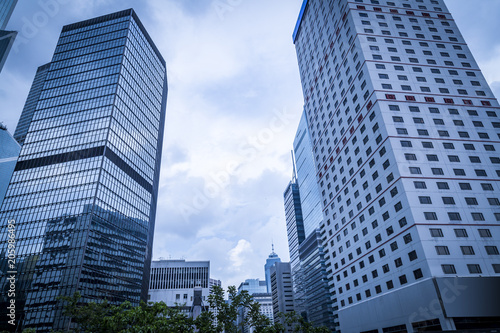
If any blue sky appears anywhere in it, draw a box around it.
[1,0,500,289]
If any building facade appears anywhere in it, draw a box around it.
[14,63,51,146]
[237,279,273,333]
[0,0,17,73]
[148,259,220,316]
[0,9,167,331]
[264,245,281,293]
[285,110,337,330]
[270,262,295,331]
[0,124,20,207]
[292,0,500,332]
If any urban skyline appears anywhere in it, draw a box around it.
[1,0,500,293]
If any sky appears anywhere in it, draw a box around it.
[1,0,500,289]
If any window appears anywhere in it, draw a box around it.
[424,212,438,220]
[461,246,475,255]
[408,250,418,261]
[442,197,455,205]
[419,196,432,204]
[465,197,478,205]
[437,182,449,190]
[442,264,456,274]
[467,264,482,274]
[399,275,408,285]
[448,212,462,221]
[454,229,468,237]
[403,233,412,244]
[414,181,427,189]
[486,246,499,255]
[386,280,394,290]
[472,212,485,221]
[413,268,423,280]
[430,228,443,237]
[478,229,492,238]
[409,167,421,174]
[436,246,450,255]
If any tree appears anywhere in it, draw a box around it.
[59,292,195,332]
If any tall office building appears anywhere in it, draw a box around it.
[0,124,20,206]
[0,9,167,331]
[270,262,295,332]
[284,110,336,330]
[292,0,500,332]
[264,245,281,293]
[283,176,304,276]
[14,63,51,146]
[0,0,17,73]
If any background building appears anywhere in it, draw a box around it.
[0,9,167,331]
[292,0,500,332]
[264,245,281,293]
[0,0,17,73]
[148,259,220,317]
[0,124,20,207]
[284,110,337,330]
[237,278,273,333]
[270,262,295,331]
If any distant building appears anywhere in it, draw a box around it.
[0,124,20,207]
[237,279,272,333]
[264,245,281,293]
[270,262,295,331]
[148,259,220,317]
[0,0,17,73]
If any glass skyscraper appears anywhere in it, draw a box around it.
[14,63,51,146]
[0,124,20,207]
[284,111,336,330]
[0,9,167,331]
[0,0,17,73]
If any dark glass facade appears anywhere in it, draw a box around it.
[14,63,51,146]
[0,9,167,331]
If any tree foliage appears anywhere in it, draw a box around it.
[56,287,330,333]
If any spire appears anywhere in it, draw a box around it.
[291,150,297,183]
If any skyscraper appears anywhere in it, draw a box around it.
[14,63,51,146]
[0,0,17,73]
[292,0,500,332]
[270,262,295,332]
[264,244,281,293]
[284,111,336,330]
[0,9,167,331]
[0,124,20,206]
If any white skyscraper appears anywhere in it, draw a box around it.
[292,0,500,332]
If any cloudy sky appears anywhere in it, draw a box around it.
[1,0,500,289]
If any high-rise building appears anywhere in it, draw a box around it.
[0,0,17,73]
[264,245,281,293]
[292,0,500,332]
[285,110,336,330]
[0,9,167,331]
[148,259,220,316]
[14,63,51,146]
[283,176,304,276]
[237,279,273,333]
[0,124,20,206]
[0,0,17,27]
[270,262,295,331]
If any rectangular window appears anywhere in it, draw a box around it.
[436,246,450,255]
[454,229,468,237]
[430,228,443,237]
[442,264,456,274]
[467,264,482,274]
[461,246,475,255]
